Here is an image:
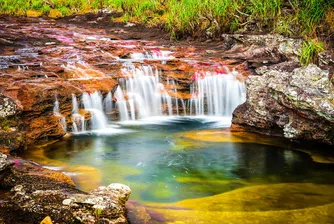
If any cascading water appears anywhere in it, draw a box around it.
[115,65,173,120]
[53,96,67,131]
[119,50,174,64]
[62,64,246,132]
[189,70,246,116]
[114,87,130,121]
[82,92,108,129]
[104,91,113,115]
[71,94,85,133]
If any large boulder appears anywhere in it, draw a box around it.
[232,64,334,145]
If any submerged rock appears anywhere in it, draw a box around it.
[0,153,131,224]
[232,64,334,145]
[146,183,334,223]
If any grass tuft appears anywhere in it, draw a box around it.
[300,39,325,65]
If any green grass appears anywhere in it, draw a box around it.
[0,0,332,37]
[0,0,99,17]
[300,39,325,65]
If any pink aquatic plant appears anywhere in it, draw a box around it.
[192,73,198,81]
[50,35,74,45]
[13,159,21,167]
[152,48,163,58]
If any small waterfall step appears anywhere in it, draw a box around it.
[116,65,173,120]
[55,65,246,132]
[53,95,67,131]
[71,94,86,133]
[189,70,246,116]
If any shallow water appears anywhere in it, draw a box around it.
[22,117,334,223]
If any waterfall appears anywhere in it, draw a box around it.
[189,71,246,116]
[53,96,67,131]
[180,99,187,116]
[168,78,179,116]
[65,65,246,130]
[114,87,130,121]
[104,91,113,114]
[82,92,108,129]
[71,94,85,133]
[127,50,174,64]
[115,65,174,120]
[72,114,85,132]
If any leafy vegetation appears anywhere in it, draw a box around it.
[300,39,325,65]
[0,0,333,63]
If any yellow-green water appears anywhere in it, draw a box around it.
[21,117,334,223]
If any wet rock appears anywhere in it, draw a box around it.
[0,154,131,224]
[126,201,160,224]
[232,64,334,145]
[0,154,75,189]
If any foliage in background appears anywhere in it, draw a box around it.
[0,0,333,64]
[1,0,332,35]
[0,0,97,17]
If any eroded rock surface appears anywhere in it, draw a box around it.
[232,64,334,145]
[0,153,131,224]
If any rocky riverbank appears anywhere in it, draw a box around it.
[224,33,334,145]
[232,64,334,145]
[0,152,131,223]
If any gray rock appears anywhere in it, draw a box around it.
[0,153,12,171]
[0,94,18,118]
[221,34,303,61]
[233,64,334,144]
